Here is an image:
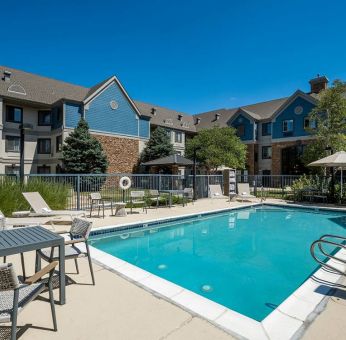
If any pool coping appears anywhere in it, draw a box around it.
[87,203,346,340]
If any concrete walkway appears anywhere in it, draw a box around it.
[1,198,346,339]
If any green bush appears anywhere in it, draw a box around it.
[0,177,70,217]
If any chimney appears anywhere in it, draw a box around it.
[195,118,201,125]
[309,74,329,94]
[151,107,157,115]
[2,70,11,82]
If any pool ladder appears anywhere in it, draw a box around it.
[310,235,346,276]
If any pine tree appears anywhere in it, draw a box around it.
[140,127,174,163]
[62,118,108,173]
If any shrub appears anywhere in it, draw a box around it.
[0,177,70,217]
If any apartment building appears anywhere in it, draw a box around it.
[194,76,327,175]
[0,66,329,175]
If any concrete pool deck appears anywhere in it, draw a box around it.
[2,198,346,339]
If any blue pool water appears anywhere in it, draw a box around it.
[90,205,346,321]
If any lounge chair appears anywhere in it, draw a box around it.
[89,192,114,218]
[22,192,86,218]
[36,218,95,285]
[0,261,58,340]
[236,183,257,202]
[209,184,228,199]
[129,191,147,214]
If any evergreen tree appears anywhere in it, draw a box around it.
[62,118,108,173]
[140,127,174,163]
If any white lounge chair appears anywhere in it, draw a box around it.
[208,184,229,199]
[236,183,257,202]
[22,192,86,218]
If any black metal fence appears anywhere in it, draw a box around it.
[19,174,224,210]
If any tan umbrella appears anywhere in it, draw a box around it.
[308,151,346,197]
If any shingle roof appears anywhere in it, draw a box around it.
[134,100,197,133]
[0,65,89,105]
[194,97,289,130]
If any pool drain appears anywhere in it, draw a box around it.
[158,264,167,270]
[201,284,213,292]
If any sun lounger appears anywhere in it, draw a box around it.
[236,183,257,202]
[22,192,86,218]
[208,184,229,199]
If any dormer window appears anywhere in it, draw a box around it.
[215,113,220,121]
[2,70,11,82]
[151,107,157,115]
[178,114,183,121]
[195,118,201,125]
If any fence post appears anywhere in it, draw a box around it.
[254,176,257,196]
[77,175,81,211]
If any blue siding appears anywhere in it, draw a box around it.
[139,116,150,138]
[65,102,82,128]
[229,113,254,141]
[85,82,149,138]
[272,96,316,139]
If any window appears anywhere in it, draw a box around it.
[38,110,51,126]
[5,166,20,176]
[56,135,63,152]
[5,136,20,152]
[282,120,294,133]
[6,106,22,123]
[37,165,51,174]
[262,122,271,136]
[236,125,245,137]
[262,170,271,175]
[37,138,51,154]
[304,118,317,130]
[175,131,183,143]
[262,146,272,159]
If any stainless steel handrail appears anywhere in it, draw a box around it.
[310,234,346,276]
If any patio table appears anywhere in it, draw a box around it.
[159,189,185,207]
[0,226,66,305]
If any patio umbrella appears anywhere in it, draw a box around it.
[141,154,194,167]
[308,151,346,197]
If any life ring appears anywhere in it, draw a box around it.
[119,176,131,190]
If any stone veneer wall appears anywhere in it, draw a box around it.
[271,140,310,175]
[93,134,139,173]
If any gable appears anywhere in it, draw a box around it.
[84,81,149,138]
[228,112,254,141]
[272,96,316,139]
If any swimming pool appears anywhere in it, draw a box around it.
[90,204,346,322]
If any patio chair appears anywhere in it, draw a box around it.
[182,188,194,206]
[129,191,147,214]
[146,190,168,208]
[22,192,86,218]
[36,218,95,285]
[89,192,114,218]
[209,184,228,199]
[0,261,58,340]
[236,183,257,202]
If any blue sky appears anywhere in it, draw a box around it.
[2,0,346,114]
